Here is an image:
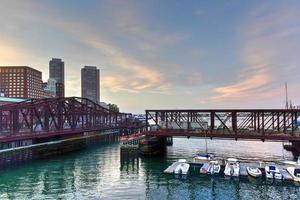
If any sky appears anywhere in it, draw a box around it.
[0,0,300,113]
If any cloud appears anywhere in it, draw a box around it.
[209,3,300,104]
[0,1,168,94]
[107,0,189,53]
[0,0,198,97]
[211,73,269,102]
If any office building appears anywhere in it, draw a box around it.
[81,66,100,103]
[49,58,65,97]
[0,66,44,98]
[43,78,57,98]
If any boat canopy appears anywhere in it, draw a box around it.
[294,168,300,175]
[269,166,276,171]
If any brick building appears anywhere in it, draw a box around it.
[0,66,44,98]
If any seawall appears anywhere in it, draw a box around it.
[0,131,120,169]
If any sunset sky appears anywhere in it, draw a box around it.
[1,0,300,113]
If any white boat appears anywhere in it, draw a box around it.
[200,163,210,174]
[286,167,300,182]
[224,158,239,177]
[174,159,190,175]
[246,166,262,178]
[208,160,221,174]
[265,165,282,180]
[194,153,215,162]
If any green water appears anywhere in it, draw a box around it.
[0,138,299,199]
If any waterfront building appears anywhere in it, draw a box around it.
[81,66,100,103]
[0,66,44,98]
[49,58,65,97]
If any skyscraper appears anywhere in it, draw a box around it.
[81,66,100,103]
[49,58,65,97]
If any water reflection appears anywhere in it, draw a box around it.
[0,139,299,199]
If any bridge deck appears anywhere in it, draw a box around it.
[146,109,300,141]
[146,130,300,141]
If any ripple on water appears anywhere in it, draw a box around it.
[0,139,299,200]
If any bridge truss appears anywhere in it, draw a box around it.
[146,109,300,141]
[0,97,136,143]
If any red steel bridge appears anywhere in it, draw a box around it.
[145,109,300,141]
[0,97,143,143]
[2,97,300,144]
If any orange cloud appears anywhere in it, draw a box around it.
[209,5,299,104]
[0,41,24,63]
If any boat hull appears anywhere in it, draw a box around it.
[224,163,239,177]
[287,167,300,182]
[265,165,282,180]
[174,163,190,175]
[247,167,262,178]
[200,163,210,174]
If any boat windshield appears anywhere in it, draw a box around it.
[294,168,300,175]
[269,166,276,171]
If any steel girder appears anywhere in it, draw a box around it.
[0,97,135,142]
[146,109,300,141]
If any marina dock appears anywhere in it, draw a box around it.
[164,157,297,183]
[239,165,248,176]
[280,169,294,181]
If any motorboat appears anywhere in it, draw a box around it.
[200,163,210,174]
[265,165,282,180]
[174,159,190,175]
[194,153,215,162]
[246,166,262,178]
[286,167,300,182]
[224,158,239,177]
[208,160,221,175]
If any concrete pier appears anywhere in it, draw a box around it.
[138,136,166,156]
[284,141,300,158]
[0,131,120,169]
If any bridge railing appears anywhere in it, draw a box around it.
[0,97,141,141]
[145,109,300,138]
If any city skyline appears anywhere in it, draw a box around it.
[1,0,300,113]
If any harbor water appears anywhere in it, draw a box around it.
[0,138,299,199]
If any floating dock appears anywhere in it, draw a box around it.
[239,165,248,176]
[280,169,294,181]
[166,157,297,183]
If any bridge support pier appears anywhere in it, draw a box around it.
[284,141,300,158]
[138,136,167,157]
[166,136,173,146]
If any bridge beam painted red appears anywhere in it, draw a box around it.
[145,109,300,142]
[0,97,142,143]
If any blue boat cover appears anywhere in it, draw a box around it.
[269,166,276,171]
